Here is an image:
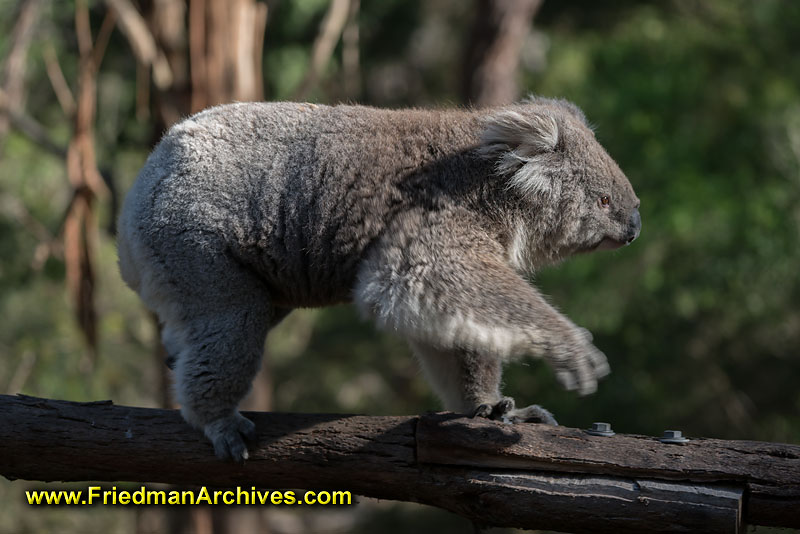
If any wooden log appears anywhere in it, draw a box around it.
[1,395,798,532]
[416,413,800,529]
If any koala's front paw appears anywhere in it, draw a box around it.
[203,413,257,462]
[505,404,558,425]
[551,331,610,396]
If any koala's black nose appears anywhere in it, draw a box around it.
[626,209,641,244]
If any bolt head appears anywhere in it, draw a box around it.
[585,422,615,437]
[659,429,689,444]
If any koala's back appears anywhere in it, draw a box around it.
[118,102,480,311]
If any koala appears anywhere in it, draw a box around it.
[117,97,641,461]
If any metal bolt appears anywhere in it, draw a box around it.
[585,422,615,437]
[659,430,689,444]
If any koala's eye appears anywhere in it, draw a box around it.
[600,195,611,206]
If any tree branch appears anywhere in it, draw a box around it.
[103,0,173,89]
[252,2,268,102]
[0,87,67,158]
[42,44,76,117]
[341,0,360,99]
[0,191,62,271]
[293,0,351,100]
[1,395,798,533]
[0,0,44,150]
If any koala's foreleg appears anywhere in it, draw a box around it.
[355,210,608,423]
[407,340,501,413]
[407,340,557,424]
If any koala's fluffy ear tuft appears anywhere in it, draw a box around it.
[481,110,560,156]
[478,110,560,196]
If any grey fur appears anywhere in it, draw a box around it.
[117,99,641,461]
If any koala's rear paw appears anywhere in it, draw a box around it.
[505,404,558,426]
[472,397,515,420]
[204,413,257,462]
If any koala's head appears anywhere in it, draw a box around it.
[479,97,641,269]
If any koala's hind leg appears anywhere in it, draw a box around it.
[155,265,275,462]
[170,302,272,461]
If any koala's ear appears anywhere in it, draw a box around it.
[478,110,560,196]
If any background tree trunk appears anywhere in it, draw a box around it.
[462,0,543,107]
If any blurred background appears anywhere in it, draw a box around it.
[0,0,798,532]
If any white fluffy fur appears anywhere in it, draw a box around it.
[354,265,533,360]
[507,225,533,275]
[479,110,560,197]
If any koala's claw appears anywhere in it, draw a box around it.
[472,403,494,419]
[552,335,610,396]
[492,397,515,417]
[472,397,515,420]
[472,399,558,426]
[204,414,257,462]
